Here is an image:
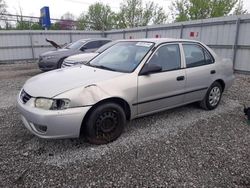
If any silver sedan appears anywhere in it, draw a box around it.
[17,38,234,144]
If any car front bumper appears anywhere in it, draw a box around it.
[17,96,91,139]
[38,58,58,71]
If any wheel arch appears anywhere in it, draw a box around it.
[214,79,225,92]
[80,97,131,136]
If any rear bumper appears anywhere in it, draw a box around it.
[17,96,91,139]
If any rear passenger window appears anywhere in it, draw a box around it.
[183,44,213,68]
[148,44,181,71]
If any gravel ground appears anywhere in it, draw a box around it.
[0,63,249,187]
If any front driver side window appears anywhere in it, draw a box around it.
[147,44,181,72]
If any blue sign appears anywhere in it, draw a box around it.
[40,6,51,29]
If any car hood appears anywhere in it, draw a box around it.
[23,65,124,98]
[66,53,98,62]
[40,48,72,56]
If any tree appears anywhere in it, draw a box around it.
[118,0,167,28]
[171,0,242,22]
[50,22,61,30]
[0,0,8,29]
[0,0,7,15]
[233,0,247,15]
[170,0,189,22]
[81,3,115,30]
[76,13,88,30]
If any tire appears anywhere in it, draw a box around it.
[57,58,66,69]
[85,103,126,145]
[200,82,222,110]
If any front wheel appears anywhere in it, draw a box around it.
[200,82,222,110]
[85,103,126,145]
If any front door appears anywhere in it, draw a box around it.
[137,43,186,115]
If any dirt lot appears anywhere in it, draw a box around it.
[0,63,249,187]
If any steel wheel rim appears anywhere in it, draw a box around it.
[95,110,119,135]
[209,86,221,106]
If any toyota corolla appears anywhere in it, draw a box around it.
[17,38,234,144]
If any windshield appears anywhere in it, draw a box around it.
[89,41,154,73]
[96,41,117,53]
[66,40,85,49]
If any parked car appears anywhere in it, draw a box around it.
[38,38,112,71]
[61,41,118,68]
[18,38,234,144]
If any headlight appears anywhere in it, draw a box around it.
[35,98,70,110]
[44,55,56,60]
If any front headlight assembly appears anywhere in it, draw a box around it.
[34,98,70,110]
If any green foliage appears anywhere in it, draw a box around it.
[15,21,43,30]
[171,0,244,22]
[78,3,115,31]
[77,0,168,30]
[50,22,61,30]
[233,0,248,15]
[118,0,167,28]
[170,0,189,22]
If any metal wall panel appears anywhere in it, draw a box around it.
[32,33,71,46]
[148,29,181,38]
[234,49,250,71]
[238,22,250,45]
[211,48,234,60]
[0,48,33,61]
[125,31,146,39]
[1,15,250,72]
[71,33,101,41]
[0,34,30,47]
[106,33,124,40]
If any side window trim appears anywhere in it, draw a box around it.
[140,43,183,75]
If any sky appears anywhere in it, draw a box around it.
[4,0,250,20]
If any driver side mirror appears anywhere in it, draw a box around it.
[139,63,162,75]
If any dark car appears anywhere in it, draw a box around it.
[38,38,112,71]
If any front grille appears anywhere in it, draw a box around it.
[62,61,74,67]
[20,90,32,104]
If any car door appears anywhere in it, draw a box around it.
[137,43,186,115]
[181,43,216,103]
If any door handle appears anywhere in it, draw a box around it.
[210,70,216,74]
[176,76,185,81]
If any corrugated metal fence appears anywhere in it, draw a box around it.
[0,14,250,72]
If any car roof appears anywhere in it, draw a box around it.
[77,38,112,43]
[116,38,200,45]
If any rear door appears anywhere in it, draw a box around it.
[181,43,216,103]
[137,43,186,115]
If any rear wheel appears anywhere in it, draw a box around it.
[200,82,222,110]
[85,103,126,145]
